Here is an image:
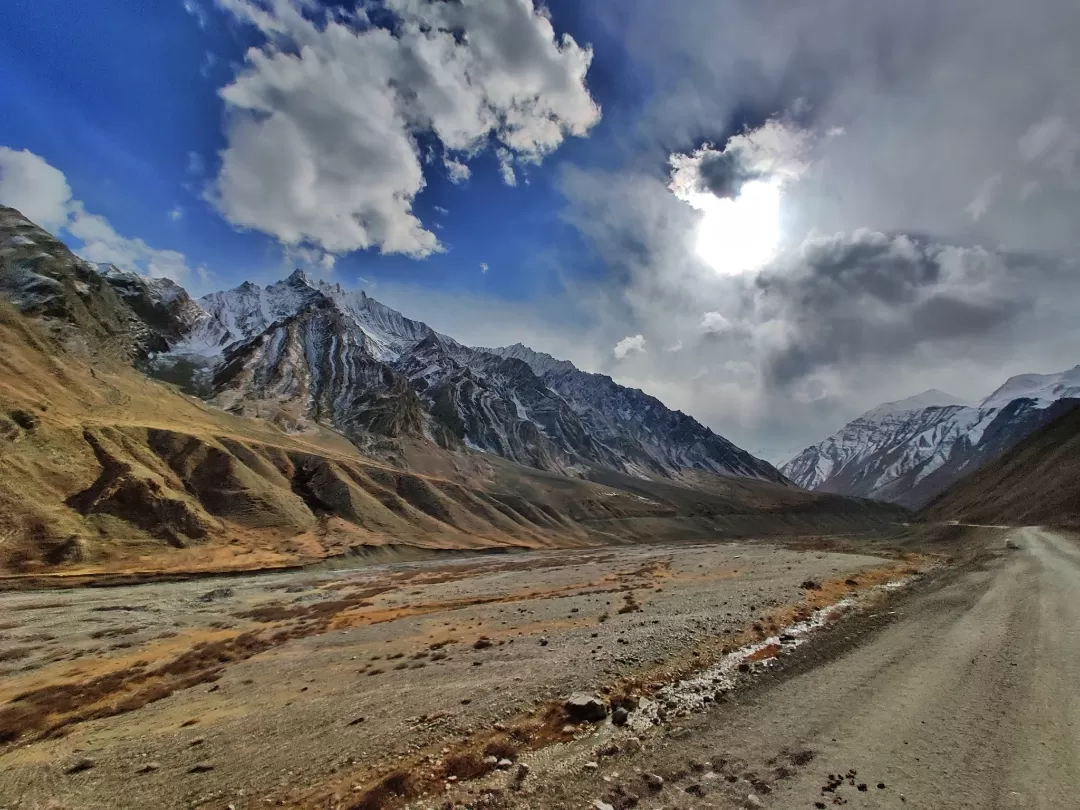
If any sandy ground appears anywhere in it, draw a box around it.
[0,537,916,810]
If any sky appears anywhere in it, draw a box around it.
[2,0,1080,463]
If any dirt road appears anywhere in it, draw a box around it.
[520,526,1080,810]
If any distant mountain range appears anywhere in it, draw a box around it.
[0,204,784,487]
[782,369,1080,508]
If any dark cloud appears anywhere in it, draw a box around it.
[754,230,1036,387]
[696,150,766,199]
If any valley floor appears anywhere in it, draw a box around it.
[0,535,916,809]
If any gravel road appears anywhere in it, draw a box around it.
[522,526,1080,810]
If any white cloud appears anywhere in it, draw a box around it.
[433,205,449,215]
[613,334,647,359]
[182,0,208,29]
[496,148,517,186]
[0,147,204,286]
[480,262,489,273]
[169,206,184,222]
[444,156,471,184]
[1018,116,1080,185]
[211,0,600,262]
[966,174,1001,222]
[0,147,73,232]
[187,151,205,176]
[699,311,735,336]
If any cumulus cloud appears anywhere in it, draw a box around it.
[169,206,184,222]
[0,147,205,286]
[480,262,489,274]
[751,229,1034,387]
[0,147,73,232]
[699,311,736,336]
[669,120,811,204]
[211,0,600,262]
[613,334,647,359]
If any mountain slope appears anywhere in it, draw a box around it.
[144,267,785,484]
[782,371,1080,508]
[480,343,785,482]
[923,399,1080,527]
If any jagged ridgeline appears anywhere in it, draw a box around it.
[0,205,901,573]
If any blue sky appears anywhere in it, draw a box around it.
[0,0,644,301]
[3,0,1080,459]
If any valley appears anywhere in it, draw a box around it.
[0,534,929,810]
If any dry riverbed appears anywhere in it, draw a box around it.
[0,538,925,810]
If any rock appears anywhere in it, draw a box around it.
[188,763,214,774]
[136,761,161,774]
[516,763,531,780]
[562,724,578,734]
[482,755,499,768]
[198,587,234,603]
[611,706,630,726]
[745,794,763,808]
[584,762,599,772]
[565,693,608,722]
[800,580,822,591]
[65,757,95,774]
[642,773,664,791]
[497,758,513,770]
[9,409,39,430]
[593,802,615,810]
[538,637,549,646]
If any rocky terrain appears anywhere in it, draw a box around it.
[0,537,923,810]
[782,370,1080,508]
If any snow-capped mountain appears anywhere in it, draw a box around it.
[782,373,1080,508]
[94,264,782,484]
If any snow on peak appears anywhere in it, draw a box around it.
[857,389,970,422]
[979,365,1080,410]
[485,342,578,377]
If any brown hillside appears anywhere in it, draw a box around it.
[922,399,1080,528]
[0,301,903,579]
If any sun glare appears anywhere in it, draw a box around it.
[691,180,781,275]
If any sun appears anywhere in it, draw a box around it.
[690,180,782,276]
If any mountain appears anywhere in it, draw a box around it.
[6,205,897,576]
[782,372,1080,508]
[923,399,1080,528]
[114,265,786,485]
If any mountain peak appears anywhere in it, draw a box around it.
[285,268,312,286]
[857,389,969,422]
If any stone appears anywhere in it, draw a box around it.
[642,773,664,791]
[136,761,161,774]
[565,693,609,722]
[612,706,630,726]
[584,762,600,771]
[497,759,513,770]
[188,763,215,774]
[538,637,549,646]
[482,755,499,768]
[746,794,763,808]
[65,758,95,775]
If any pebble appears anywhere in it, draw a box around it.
[188,763,214,774]
[612,706,630,726]
[584,762,600,771]
[746,794,763,808]
[136,761,161,774]
[643,772,664,791]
